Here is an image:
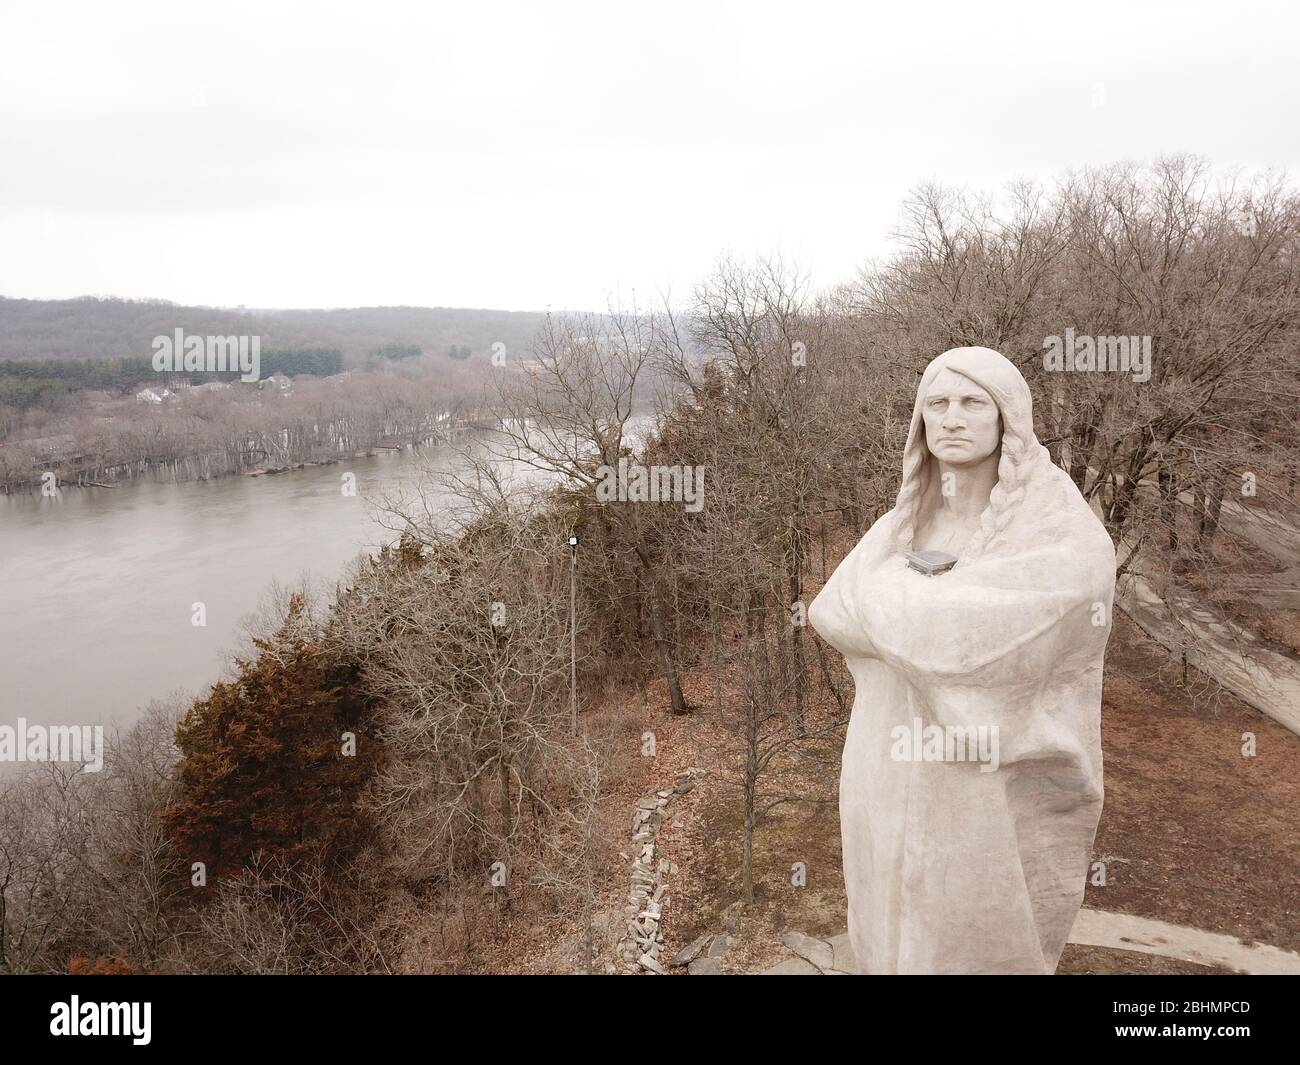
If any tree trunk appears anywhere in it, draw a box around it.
[644,567,688,714]
[1198,478,1225,548]
[786,516,807,737]
[1158,458,1179,561]
[711,594,723,714]
[742,644,760,906]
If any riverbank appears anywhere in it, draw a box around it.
[0,354,496,493]
[0,423,488,495]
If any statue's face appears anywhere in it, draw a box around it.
[922,368,1002,466]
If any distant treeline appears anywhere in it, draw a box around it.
[0,348,344,409]
[0,296,547,364]
[369,343,423,360]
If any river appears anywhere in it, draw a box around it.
[0,440,490,733]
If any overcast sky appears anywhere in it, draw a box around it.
[2,0,1297,312]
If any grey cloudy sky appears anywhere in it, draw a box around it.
[2,0,1297,311]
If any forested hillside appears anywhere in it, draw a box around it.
[0,296,546,364]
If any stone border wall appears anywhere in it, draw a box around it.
[616,768,698,974]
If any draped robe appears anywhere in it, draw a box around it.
[809,347,1116,974]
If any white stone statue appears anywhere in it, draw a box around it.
[809,346,1116,974]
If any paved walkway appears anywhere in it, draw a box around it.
[1068,908,1300,975]
[1116,569,1300,735]
[1105,502,1300,737]
[1076,475,1300,734]
[755,909,1300,975]
[1215,500,1300,608]
[1210,498,1300,573]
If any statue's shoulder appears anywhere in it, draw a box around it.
[1036,462,1117,566]
[846,506,901,560]
[820,507,899,581]
[863,505,900,541]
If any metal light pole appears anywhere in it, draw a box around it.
[568,534,578,734]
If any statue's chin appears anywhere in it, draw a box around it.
[929,444,992,466]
